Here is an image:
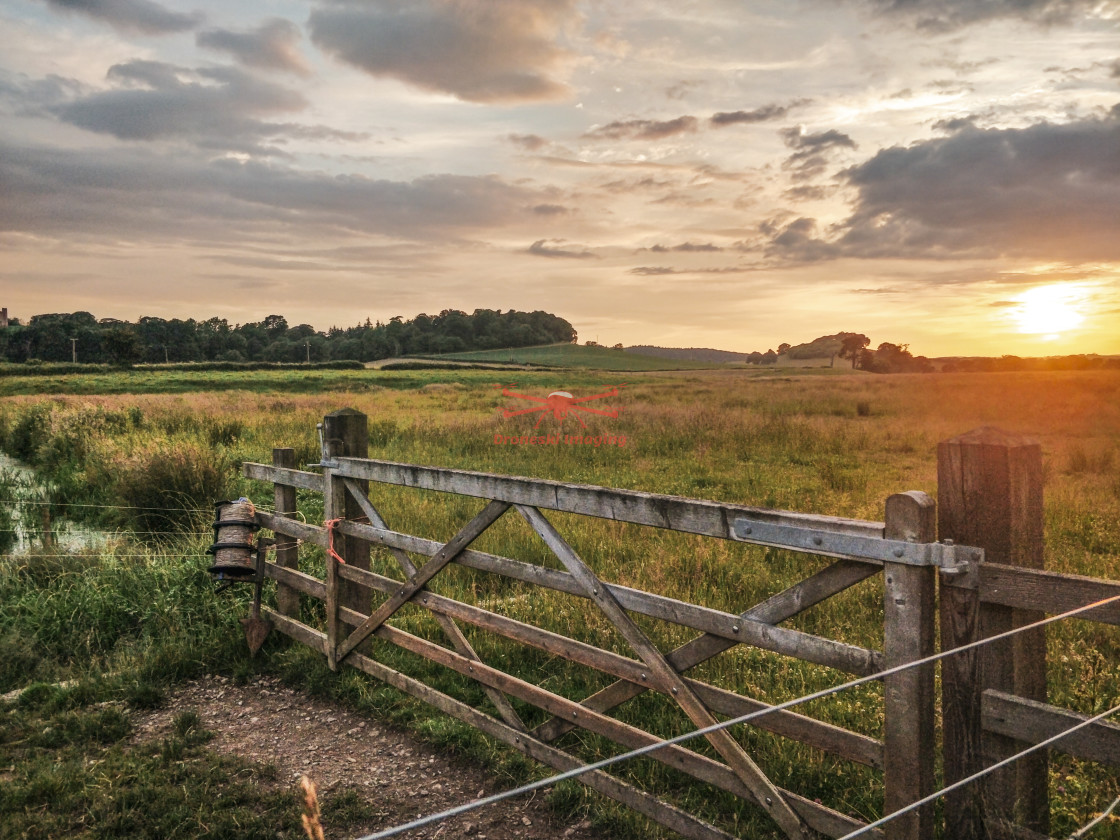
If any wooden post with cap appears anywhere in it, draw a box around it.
[938,426,1047,838]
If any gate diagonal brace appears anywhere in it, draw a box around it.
[732,517,983,573]
[517,503,813,840]
[334,499,512,663]
[341,479,527,732]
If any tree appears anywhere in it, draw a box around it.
[778,342,791,355]
[102,327,142,366]
[839,334,870,369]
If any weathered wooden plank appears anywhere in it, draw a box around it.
[516,504,811,840]
[979,563,1120,626]
[256,510,328,548]
[882,492,937,840]
[272,449,301,618]
[982,690,1120,766]
[334,500,511,663]
[244,461,324,492]
[263,607,328,655]
[335,519,883,677]
[342,478,527,733]
[334,456,884,541]
[388,579,883,767]
[536,558,880,743]
[263,561,327,600]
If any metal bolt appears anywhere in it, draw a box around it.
[640,673,648,681]
[893,547,904,558]
[731,624,740,633]
[765,796,773,806]
[671,687,678,695]
[812,537,822,546]
[742,526,752,535]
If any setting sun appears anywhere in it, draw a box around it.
[1013,284,1088,339]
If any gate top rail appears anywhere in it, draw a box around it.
[325,455,886,542]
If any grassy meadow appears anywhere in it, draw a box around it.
[1,367,1119,839]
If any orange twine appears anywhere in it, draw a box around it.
[323,517,346,565]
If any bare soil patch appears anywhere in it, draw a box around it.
[132,675,608,840]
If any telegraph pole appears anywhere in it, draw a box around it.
[70,337,77,363]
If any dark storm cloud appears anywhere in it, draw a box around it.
[197,19,311,76]
[42,0,201,34]
[858,0,1116,29]
[710,101,808,127]
[0,141,541,241]
[307,0,577,103]
[767,113,1120,262]
[779,127,858,181]
[583,116,699,141]
[839,115,1120,260]
[527,239,595,258]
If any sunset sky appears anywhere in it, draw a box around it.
[1,0,1118,357]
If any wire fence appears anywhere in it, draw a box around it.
[353,591,1120,840]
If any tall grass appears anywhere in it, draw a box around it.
[1,368,1119,837]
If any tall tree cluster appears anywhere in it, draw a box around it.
[0,309,577,365]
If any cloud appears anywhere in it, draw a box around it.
[527,239,595,258]
[647,242,723,252]
[0,141,542,242]
[507,133,550,151]
[44,61,367,154]
[583,116,699,141]
[308,0,577,103]
[710,101,809,127]
[837,115,1120,261]
[41,0,202,35]
[197,19,311,76]
[765,113,1120,263]
[857,0,1115,30]
[763,217,838,261]
[779,126,858,181]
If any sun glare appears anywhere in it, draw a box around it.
[1012,284,1088,339]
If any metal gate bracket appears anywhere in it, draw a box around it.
[732,517,983,569]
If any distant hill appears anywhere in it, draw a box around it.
[625,346,750,363]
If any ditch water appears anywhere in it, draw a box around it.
[0,452,111,554]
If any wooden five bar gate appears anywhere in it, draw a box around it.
[239,410,1120,840]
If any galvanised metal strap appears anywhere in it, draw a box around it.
[732,518,983,569]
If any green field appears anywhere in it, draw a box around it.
[1,368,1118,838]
[412,342,732,370]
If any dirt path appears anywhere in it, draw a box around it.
[133,675,607,840]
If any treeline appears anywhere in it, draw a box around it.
[941,354,1120,373]
[0,309,577,365]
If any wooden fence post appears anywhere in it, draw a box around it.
[938,427,1047,838]
[883,491,937,840]
[273,448,300,618]
[322,409,370,658]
